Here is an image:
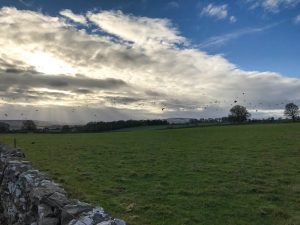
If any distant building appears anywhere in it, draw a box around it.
[166,118,196,124]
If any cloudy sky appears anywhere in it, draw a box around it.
[0,0,300,124]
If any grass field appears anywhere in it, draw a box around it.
[0,123,299,225]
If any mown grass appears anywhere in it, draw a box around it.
[0,123,299,225]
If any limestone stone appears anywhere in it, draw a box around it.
[0,144,126,225]
[39,217,59,225]
[114,219,126,225]
[61,202,94,225]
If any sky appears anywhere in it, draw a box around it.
[0,0,299,124]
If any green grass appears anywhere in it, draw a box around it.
[1,123,299,225]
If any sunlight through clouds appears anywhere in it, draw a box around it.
[26,52,76,75]
[0,6,299,122]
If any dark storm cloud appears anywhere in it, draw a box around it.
[0,87,71,103]
[73,88,94,94]
[0,68,128,92]
[144,90,165,97]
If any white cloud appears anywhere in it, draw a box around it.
[230,16,237,23]
[201,4,228,19]
[263,0,300,11]
[295,14,300,23]
[0,7,299,122]
[246,0,300,12]
[59,9,87,24]
[199,23,279,48]
[201,4,236,22]
[86,10,186,47]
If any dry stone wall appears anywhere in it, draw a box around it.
[0,143,126,225]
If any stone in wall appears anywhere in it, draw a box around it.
[0,143,126,225]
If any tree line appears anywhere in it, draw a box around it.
[77,119,168,132]
[0,103,299,133]
[0,119,168,133]
[228,102,299,122]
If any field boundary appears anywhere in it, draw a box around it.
[0,143,126,225]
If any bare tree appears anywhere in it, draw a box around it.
[284,103,299,122]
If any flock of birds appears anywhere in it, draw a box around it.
[0,91,296,119]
